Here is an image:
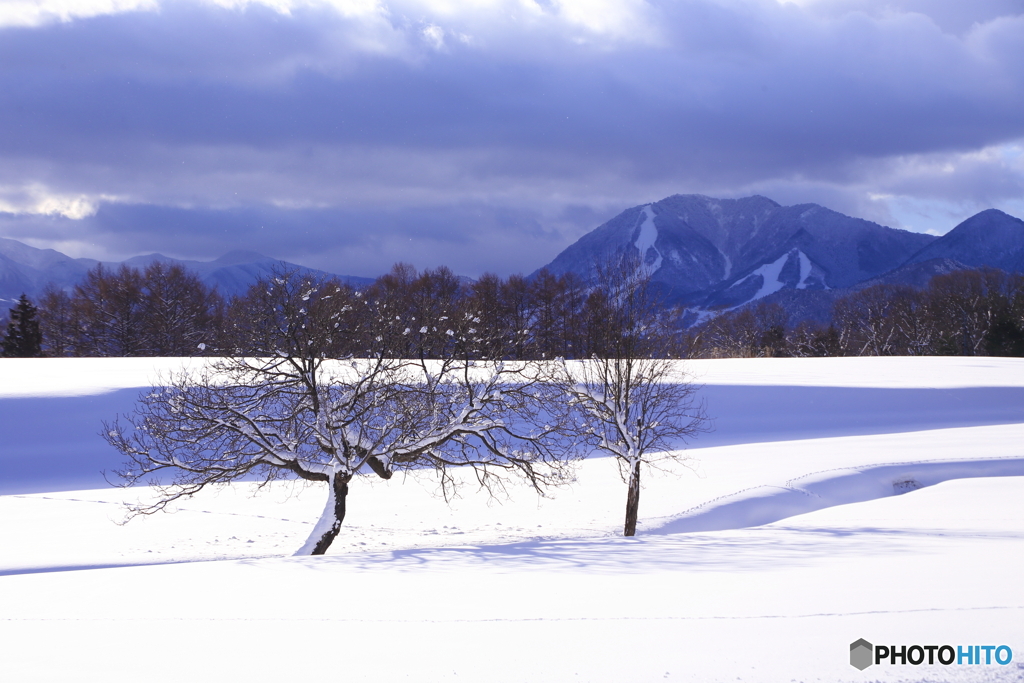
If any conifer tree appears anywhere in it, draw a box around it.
[1,294,43,357]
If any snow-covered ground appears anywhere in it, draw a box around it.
[1,357,1023,682]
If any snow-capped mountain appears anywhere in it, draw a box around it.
[538,194,943,308]
[0,239,372,304]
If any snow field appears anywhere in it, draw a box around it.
[4,422,1024,575]
[1,357,1023,681]
[2,476,1022,682]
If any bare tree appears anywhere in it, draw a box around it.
[138,262,224,356]
[698,301,790,358]
[550,256,708,536]
[104,270,576,555]
[74,264,145,356]
[927,269,1003,356]
[832,284,929,356]
[788,321,842,357]
[554,357,706,536]
[37,286,79,356]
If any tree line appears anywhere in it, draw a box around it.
[1,260,675,360]
[3,262,1024,360]
[686,268,1024,359]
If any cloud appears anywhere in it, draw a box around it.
[778,0,1024,36]
[0,0,1021,276]
[0,184,108,219]
[0,0,157,29]
[725,139,1024,235]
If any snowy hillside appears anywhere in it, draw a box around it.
[537,194,938,308]
[538,195,1024,320]
[1,357,1023,681]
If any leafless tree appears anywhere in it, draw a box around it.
[138,262,224,356]
[552,357,706,536]
[832,284,929,356]
[926,270,1003,356]
[104,269,577,555]
[548,256,708,536]
[74,264,145,356]
[693,301,789,358]
[45,263,223,357]
[788,321,842,357]
[37,285,79,356]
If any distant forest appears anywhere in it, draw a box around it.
[2,261,1024,359]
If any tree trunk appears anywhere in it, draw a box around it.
[295,474,350,556]
[623,459,641,537]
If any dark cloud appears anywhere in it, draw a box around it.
[0,0,1021,276]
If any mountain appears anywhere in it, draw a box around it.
[901,209,1024,272]
[116,250,374,298]
[7,198,1024,323]
[746,257,973,327]
[0,239,373,305]
[0,251,39,299]
[0,238,98,304]
[538,194,937,309]
[853,257,970,290]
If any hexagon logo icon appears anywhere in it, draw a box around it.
[850,639,873,670]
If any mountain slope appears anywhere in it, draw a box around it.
[902,209,1024,272]
[538,194,937,308]
[0,240,373,304]
[0,238,99,303]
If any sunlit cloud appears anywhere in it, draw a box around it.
[0,185,113,220]
[0,0,158,28]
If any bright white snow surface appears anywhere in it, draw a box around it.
[731,249,818,305]
[634,205,663,272]
[2,357,1024,682]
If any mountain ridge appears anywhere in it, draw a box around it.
[902,208,1024,273]
[535,193,944,311]
[0,240,372,304]
[4,196,1023,323]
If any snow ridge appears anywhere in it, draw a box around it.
[647,456,1024,535]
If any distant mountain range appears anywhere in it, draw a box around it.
[0,240,373,304]
[3,195,1024,324]
[535,195,1024,319]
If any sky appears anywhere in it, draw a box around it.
[0,0,1022,278]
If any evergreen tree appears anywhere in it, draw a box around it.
[2,294,43,357]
